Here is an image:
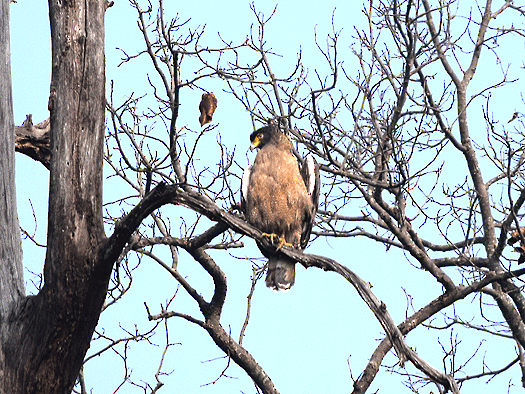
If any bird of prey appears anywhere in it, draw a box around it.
[508,228,525,264]
[241,123,320,290]
[198,92,218,126]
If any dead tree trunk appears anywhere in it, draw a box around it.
[0,0,108,393]
[0,0,25,334]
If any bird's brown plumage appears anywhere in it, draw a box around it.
[508,228,525,264]
[241,123,319,290]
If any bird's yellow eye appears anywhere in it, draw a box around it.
[250,133,263,150]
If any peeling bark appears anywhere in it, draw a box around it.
[15,115,51,168]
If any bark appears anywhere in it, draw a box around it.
[0,0,24,320]
[0,0,108,393]
[0,0,25,384]
[15,115,51,169]
[0,0,24,387]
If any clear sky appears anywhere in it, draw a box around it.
[9,1,524,393]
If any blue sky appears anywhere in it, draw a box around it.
[9,1,525,393]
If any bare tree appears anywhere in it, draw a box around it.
[6,0,525,393]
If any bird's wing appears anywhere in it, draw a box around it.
[240,164,252,214]
[508,228,525,246]
[299,154,320,248]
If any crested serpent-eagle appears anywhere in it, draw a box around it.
[241,123,320,290]
[508,228,525,264]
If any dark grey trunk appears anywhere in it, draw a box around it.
[0,0,25,328]
[0,0,108,393]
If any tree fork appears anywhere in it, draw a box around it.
[1,0,107,393]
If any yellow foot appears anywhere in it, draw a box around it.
[261,233,294,249]
[277,237,294,249]
[262,232,279,244]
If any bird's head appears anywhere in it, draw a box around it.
[249,125,279,151]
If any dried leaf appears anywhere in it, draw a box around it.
[198,92,218,126]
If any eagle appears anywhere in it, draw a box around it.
[241,123,320,290]
[508,228,525,264]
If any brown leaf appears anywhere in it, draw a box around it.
[198,92,218,126]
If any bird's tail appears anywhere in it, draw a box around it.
[265,256,295,291]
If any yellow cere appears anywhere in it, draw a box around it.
[250,133,263,150]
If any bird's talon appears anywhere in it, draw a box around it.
[262,232,279,244]
[276,237,294,250]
